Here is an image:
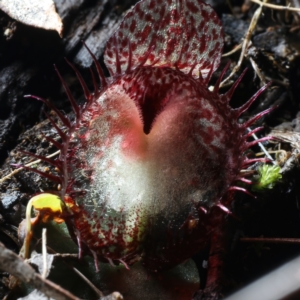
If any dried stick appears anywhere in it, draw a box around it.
[220,0,267,88]
[246,128,274,163]
[0,242,80,300]
[71,266,104,298]
[222,43,242,57]
[251,0,300,12]
[240,237,300,244]
[249,57,267,84]
[0,150,60,184]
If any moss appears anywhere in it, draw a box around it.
[252,164,282,192]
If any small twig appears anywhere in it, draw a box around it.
[249,57,267,84]
[0,150,60,184]
[250,0,300,12]
[42,228,48,279]
[247,128,275,163]
[0,227,20,247]
[255,150,287,157]
[71,266,104,298]
[222,43,243,57]
[240,169,256,175]
[0,242,80,300]
[42,244,105,298]
[256,149,288,164]
[240,237,300,244]
[265,77,289,88]
[290,25,300,32]
[42,246,122,299]
[220,0,267,88]
[52,253,79,258]
[226,0,235,15]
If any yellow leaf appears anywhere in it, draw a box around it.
[30,193,64,214]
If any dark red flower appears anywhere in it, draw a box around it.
[25,0,271,271]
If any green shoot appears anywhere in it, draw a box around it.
[252,164,282,192]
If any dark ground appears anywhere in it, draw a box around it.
[1,0,300,299]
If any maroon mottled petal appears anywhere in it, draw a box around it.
[104,0,224,79]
